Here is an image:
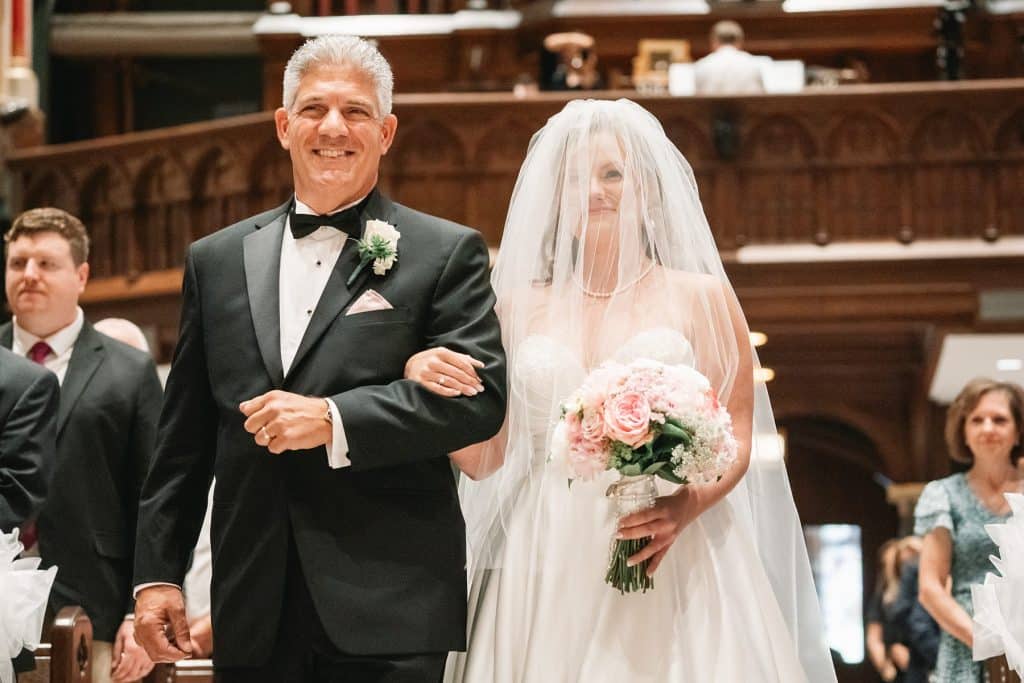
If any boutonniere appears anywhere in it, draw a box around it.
[347,219,400,286]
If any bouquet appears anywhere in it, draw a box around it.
[550,358,737,593]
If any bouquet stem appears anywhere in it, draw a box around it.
[605,473,658,594]
[605,538,654,593]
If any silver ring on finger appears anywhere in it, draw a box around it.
[438,375,447,386]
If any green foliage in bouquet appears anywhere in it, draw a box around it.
[605,417,695,594]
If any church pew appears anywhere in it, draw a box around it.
[18,606,93,683]
[144,660,214,683]
[987,656,1023,683]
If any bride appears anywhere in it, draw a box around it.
[405,99,837,682]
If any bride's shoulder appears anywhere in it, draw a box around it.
[656,266,727,297]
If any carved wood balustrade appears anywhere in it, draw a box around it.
[8,80,1022,284]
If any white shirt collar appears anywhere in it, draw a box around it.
[293,193,369,217]
[13,306,85,356]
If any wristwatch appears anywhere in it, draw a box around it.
[322,399,333,425]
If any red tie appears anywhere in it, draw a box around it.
[27,341,53,364]
[20,341,53,552]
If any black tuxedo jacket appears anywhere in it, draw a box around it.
[134,192,507,666]
[1,321,163,642]
[0,346,59,532]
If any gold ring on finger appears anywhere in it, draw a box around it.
[438,375,447,386]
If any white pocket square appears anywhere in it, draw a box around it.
[346,289,394,315]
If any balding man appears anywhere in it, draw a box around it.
[695,21,765,95]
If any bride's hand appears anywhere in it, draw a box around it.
[616,487,702,576]
[405,346,485,397]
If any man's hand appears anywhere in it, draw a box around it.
[188,614,214,659]
[111,618,155,682]
[133,585,192,663]
[240,390,332,455]
[890,643,911,670]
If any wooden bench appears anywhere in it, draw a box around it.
[988,656,1023,683]
[144,660,214,683]
[18,606,92,683]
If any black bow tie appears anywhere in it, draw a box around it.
[289,200,367,240]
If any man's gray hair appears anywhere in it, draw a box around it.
[282,35,394,117]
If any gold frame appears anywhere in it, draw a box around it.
[634,39,691,77]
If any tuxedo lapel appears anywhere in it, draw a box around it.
[57,323,105,435]
[285,191,397,384]
[243,207,287,387]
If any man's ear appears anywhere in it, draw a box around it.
[77,261,90,293]
[274,108,291,151]
[379,114,398,155]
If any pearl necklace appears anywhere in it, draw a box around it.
[575,262,655,298]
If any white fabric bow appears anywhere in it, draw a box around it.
[0,529,57,683]
[972,493,1024,676]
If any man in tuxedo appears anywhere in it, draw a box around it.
[2,208,162,683]
[0,346,58,533]
[132,35,507,682]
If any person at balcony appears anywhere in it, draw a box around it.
[131,34,507,683]
[694,20,765,95]
[915,378,1024,682]
[405,98,836,682]
[1,207,162,683]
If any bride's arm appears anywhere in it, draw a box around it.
[617,281,754,575]
[450,419,509,481]
[405,346,508,480]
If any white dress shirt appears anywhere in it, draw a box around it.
[11,307,85,385]
[285,196,364,469]
[694,45,766,95]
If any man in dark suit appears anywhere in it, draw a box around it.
[2,208,162,683]
[132,35,507,682]
[0,346,58,534]
[1,346,58,679]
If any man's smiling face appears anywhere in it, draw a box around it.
[274,64,397,214]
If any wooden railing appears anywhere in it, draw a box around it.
[7,80,1023,283]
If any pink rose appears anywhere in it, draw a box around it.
[564,409,583,443]
[569,438,609,480]
[603,391,652,447]
[580,409,605,443]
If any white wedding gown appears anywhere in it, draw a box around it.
[446,328,810,683]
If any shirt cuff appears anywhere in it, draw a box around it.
[325,398,350,469]
[133,582,181,599]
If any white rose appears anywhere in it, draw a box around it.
[548,421,570,471]
[364,219,400,249]
[373,254,397,276]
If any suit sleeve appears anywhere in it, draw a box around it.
[0,370,59,532]
[334,230,507,471]
[122,357,163,605]
[134,249,217,586]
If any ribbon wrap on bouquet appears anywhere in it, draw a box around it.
[0,529,57,683]
[972,492,1024,676]
[605,474,659,593]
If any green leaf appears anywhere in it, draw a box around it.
[642,461,668,475]
[620,464,642,477]
[660,423,689,440]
